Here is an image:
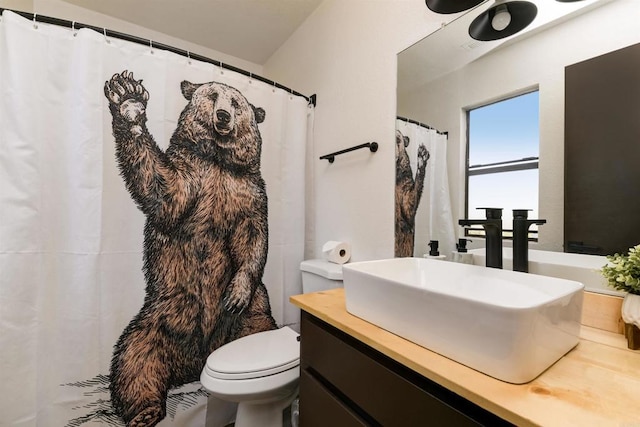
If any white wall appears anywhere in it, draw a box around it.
[398,0,640,252]
[264,0,457,261]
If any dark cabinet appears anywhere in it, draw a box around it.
[299,311,511,426]
[565,42,640,255]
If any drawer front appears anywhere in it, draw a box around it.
[299,370,369,427]
[301,312,504,427]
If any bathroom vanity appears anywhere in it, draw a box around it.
[291,289,640,426]
[298,310,509,426]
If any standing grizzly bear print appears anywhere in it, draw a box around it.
[104,70,277,427]
[395,129,429,257]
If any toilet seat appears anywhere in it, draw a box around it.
[204,326,300,380]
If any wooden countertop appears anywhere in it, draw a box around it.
[290,288,640,426]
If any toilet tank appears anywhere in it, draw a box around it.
[300,259,344,294]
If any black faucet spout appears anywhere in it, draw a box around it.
[459,207,503,269]
[512,209,546,273]
[458,219,494,227]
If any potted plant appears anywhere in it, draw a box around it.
[600,244,640,350]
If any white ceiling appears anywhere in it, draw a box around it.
[60,0,324,65]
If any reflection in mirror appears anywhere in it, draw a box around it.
[394,119,455,258]
[465,90,540,238]
[396,0,640,293]
[564,41,640,256]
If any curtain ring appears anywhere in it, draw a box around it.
[103,28,110,44]
[149,40,154,54]
[187,51,191,64]
[249,72,252,84]
[272,81,277,93]
[219,61,224,75]
[33,14,38,29]
[71,21,77,37]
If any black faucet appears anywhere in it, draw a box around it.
[459,208,503,269]
[512,209,546,273]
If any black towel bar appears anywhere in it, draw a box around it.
[319,142,378,163]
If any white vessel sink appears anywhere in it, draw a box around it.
[470,248,619,296]
[342,258,584,384]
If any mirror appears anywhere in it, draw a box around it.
[396,0,639,266]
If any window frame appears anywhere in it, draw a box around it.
[464,90,540,241]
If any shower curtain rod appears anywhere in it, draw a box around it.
[0,8,317,107]
[397,115,448,136]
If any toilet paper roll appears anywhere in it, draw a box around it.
[322,241,351,264]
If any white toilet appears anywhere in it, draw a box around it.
[200,259,343,427]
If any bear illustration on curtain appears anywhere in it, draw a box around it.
[395,129,429,257]
[104,70,277,427]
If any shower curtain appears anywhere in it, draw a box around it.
[395,119,455,258]
[0,10,311,427]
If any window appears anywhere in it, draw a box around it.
[466,91,539,239]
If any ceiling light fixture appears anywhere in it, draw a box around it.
[425,0,485,14]
[469,1,538,41]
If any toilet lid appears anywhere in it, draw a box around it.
[300,259,343,280]
[204,326,300,380]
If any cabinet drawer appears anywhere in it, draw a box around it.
[301,312,508,426]
[300,369,368,427]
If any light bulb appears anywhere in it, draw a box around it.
[491,4,511,31]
